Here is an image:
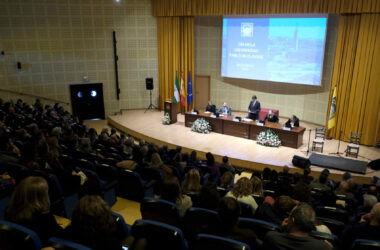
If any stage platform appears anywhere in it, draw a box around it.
[107,109,380,185]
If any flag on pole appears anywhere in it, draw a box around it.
[328,87,337,130]
[174,71,180,104]
[187,71,193,105]
[180,72,186,106]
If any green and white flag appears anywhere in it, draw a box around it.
[174,71,180,104]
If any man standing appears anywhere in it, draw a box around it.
[248,95,261,120]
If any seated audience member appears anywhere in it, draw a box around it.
[217,102,232,116]
[182,169,202,193]
[198,182,221,211]
[64,195,124,250]
[342,202,380,249]
[205,100,216,113]
[99,127,110,142]
[251,176,264,196]
[160,176,192,217]
[217,197,257,249]
[256,196,296,225]
[220,171,234,189]
[263,203,331,250]
[226,177,258,211]
[299,167,314,184]
[310,169,332,191]
[335,181,356,201]
[264,110,279,123]
[205,152,221,183]
[285,115,300,128]
[293,182,312,204]
[220,155,235,174]
[5,176,63,244]
[278,165,293,183]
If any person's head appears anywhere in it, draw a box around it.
[206,152,215,166]
[363,194,378,209]
[269,170,278,182]
[208,100,212,106]
[283,165,290,174]
[291,115,298,122]
[222,156,229,164]
[273,196,297,219]
[368,203,380,226]
[262,168,271,180]
[231,177,252,198]
[160,176,181,203]
[7,176,50,221]
[101,127,108,134]
[318,169,330,184]
[198,182,220,211]
[110,128,117,135]
[251,176,263,196]
[293,182,311,203]
[342,172,352,181]
[223,102,227,107]
[287,203,316,234]
[252,95,257,101]
[368,185,378,197]
[183,169,201,192]
[70,195,116,235]
[190,150,197,161]
[303,167,311,177]
[218,197,241,229]
[220,171,233,188]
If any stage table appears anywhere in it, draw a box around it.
[185,111,305,148]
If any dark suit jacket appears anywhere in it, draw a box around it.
[248,101,261,120]
[206,104,216,113]
[265,114,279,123]
[218,106,231,116]
[286,117,300,127]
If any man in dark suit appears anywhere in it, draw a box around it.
[286,115,300,128]
[206,100,216,113]
[218,102,231,116]
[264,110,279,123]
[248,95,261,120]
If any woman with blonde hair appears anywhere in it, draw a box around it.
[226,177,258,211]
[251,176,264,196]
[6,176,63,243]
[182,169,202,193]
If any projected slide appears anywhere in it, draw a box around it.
[221,16,328,86]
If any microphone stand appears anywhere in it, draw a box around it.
[329,130,343,157]
[301,129,312,157]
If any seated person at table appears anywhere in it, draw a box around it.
[218,102,231,116]
[264,110,279,123]
[205,100,216,113]
[247,95,261,120]
[285,115,300,128]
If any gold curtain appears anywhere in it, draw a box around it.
[326,14,380,145]
[152,0,380,17]
[157,17,194,112]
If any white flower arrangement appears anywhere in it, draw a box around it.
[257,129,281,147]
[191,118,212,134]
[162,112,171,125]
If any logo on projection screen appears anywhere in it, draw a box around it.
[241,23,254,37]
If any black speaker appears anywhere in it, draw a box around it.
[17,62,21,69]
[292,155,311,169]
[368,159,380,170]
[146,78,153,90]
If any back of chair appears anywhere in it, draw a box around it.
[183,207,220,243]
[315,206,350,224]
[316,216,345,236]
[194,234,250,250]
[238,201,254,218]
[315,128,326,139]
[140,197,181,227]
[48,237,92,250]
[116,169,144,201]
[0,220,42,250]
[131,219,188,250]
[112,211,131,238]
[352,239,380,250]
[350,133,362,144]
[237,217,278,241]
[310,231,339,249]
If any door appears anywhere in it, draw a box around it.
[194,75,210,110]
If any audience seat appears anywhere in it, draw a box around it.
[315,206,350,224]
[140,197,181,227]
[310,230,340,249]
[116,169,154,201]
[316,216,345,236]
[237,217,278,241]
[131,219,188,250]
[183,207,220,244]
[48,237,92,250]
[0,220,42,250]
[194,233,250,250]
[112,211,131,238]
[351,239,380,250]
[238,201,255,218]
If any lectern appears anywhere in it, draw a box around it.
[164,100,177,124]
